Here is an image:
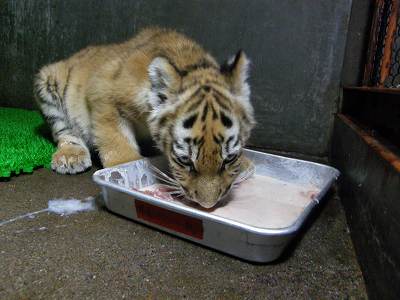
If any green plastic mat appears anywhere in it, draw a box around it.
[0,107,56,177]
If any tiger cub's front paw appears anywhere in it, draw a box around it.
[240,156,255,173]
[51,144,92,174]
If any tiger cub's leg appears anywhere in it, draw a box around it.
[34,65,92,174]
[92,108,142,167]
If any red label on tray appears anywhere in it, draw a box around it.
[135,200,204,240]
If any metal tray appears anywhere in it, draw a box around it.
[92,149,339,263]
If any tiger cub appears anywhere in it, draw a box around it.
[34,27,255,208]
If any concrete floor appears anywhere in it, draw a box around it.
[0,168,367,299]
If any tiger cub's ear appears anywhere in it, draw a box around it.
[221,50,251,103]
[148,57,181,108]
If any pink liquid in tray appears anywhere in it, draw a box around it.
[139,174,320,229]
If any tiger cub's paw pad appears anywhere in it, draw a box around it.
[51,145,92,174]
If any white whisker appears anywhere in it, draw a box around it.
[152,175,180,187]
[151,173,176,183]
[149,164,179,184]
[149,171,178,183]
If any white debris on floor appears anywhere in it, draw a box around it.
[47,197,96,216]
[0,196,97,226]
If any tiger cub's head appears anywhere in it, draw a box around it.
[147,51,255,208]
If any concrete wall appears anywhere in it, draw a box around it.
[0,0,352,156]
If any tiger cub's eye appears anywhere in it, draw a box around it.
[224,154,238,164]
[177,155,191,165]
[177,156,197,173]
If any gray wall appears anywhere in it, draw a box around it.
[0,0,352,156]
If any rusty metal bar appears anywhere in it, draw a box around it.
[363,0,385,85]
[343,85,400,95]
[379,0,399,86]
[338,114,400,173]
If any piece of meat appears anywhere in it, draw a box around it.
[138,184,176,201]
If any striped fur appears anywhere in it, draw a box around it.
[34,27,255,207]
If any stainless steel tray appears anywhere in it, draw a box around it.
[92,149,339,263]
